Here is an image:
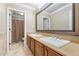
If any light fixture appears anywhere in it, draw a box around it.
[20,12,24,15]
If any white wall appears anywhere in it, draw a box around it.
[0,3,7,55]
[26,8,35,33]
[0,4,6,34]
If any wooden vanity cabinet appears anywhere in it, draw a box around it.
[35,41,44,56]
[27,35,63,56]
[27,36,35,55]
[44,46,62,56]
[30,38,35,55]
[27,35,31,49]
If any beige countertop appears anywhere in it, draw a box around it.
[27,33,79,56]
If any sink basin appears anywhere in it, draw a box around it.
[30,34,43,37]
[40,37,57,40]
[40,37,71,48]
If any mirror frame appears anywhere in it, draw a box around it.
[36,3,75,32]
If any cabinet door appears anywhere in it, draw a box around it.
[35,41,44,56]
[45,47,62,56]
[27,36,31,49]
[30,38,35,55]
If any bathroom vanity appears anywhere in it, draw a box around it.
[27,34,63,56]
[27,33,79,56]
[26,3,79,56]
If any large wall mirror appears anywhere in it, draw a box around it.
[36,3,75,32]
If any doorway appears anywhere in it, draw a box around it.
[7,8,25,51]
[43,17,49,30]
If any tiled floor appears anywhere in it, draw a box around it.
[0,34,7,56]
[5,42,33,56]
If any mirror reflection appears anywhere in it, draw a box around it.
[37,3,74,31]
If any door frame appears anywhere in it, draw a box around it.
[7,7,25,52]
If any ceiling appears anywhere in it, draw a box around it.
[23,3,47,10]
[45,3,68,13]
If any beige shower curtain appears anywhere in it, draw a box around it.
[12,16,24,43]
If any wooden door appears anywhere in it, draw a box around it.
[35,41,44,56]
